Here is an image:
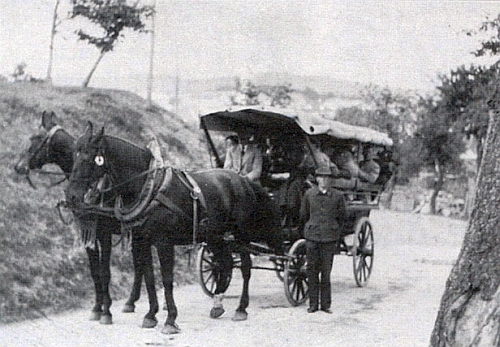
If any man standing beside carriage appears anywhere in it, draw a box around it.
[300,165,346,314]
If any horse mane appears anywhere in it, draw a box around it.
[105,135,146,151]
[103,135,152,170]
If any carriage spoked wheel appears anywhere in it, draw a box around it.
[352,217,374,287]
[283,238,309,306]
[196,244,233,297]
[272,257,285,282]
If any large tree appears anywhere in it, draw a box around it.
[70,0,153,87]
[431,15,500,344]
[414,94,465,214]
[430,112,500,346]
[437,64,499,169]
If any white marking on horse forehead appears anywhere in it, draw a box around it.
[94,156,104,166]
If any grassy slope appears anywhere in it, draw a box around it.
[0,81,212,324]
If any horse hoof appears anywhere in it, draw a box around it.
[122,304,135,313]
[142,317,158,329]
[210,307,225,319]
[89,311,101,321]
[161,323,181,335]
[100,315,113,325]
[232,311,248,321]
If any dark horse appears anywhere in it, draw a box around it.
[14,111,162,327]
[65,123,283,334]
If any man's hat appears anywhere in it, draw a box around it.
[315,165,334,176]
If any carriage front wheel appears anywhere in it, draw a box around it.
[352,217,374,287]
[283,239,309,306]
[196,244,233,297]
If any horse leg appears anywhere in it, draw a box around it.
[156,242,180,334]
[210,242,232,319]
[98,232,113,325]
[134,238,159,329]
[86,244,103,321]
[122,240,145,314]
[233,251,251,321]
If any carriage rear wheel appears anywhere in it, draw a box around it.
[271,257,285,282]
[283,239,309,306]
[196,244,233,297]
[352,217,374,287]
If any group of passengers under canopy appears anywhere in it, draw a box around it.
[221,132,394,227]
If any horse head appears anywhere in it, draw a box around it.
[15,111,75,186]
[66,121,152,209]
[65,121,107,207]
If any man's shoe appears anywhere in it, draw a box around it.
[321,308,332,314]
[307,307,318,313]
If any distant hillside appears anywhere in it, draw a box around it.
[158,73,365,97]
[0,81,210,323]
[154,74,367,126]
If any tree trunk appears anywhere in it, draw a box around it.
[384,171,396,209]
[46,0,60,83]
[146,2,155,105]
[430,112,500,347]
[430,160,444,215]
[82,51,106,88]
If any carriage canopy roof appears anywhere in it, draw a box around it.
[200,107,393,147]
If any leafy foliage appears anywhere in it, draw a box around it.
[70,0,153,53]
[468,14,500,57]
[335,85,421,184]
[436,63,500,166]
[413,91,466,214]
[415,96,465,172]
[231,78,293,108]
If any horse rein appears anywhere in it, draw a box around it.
[29,125,69,177]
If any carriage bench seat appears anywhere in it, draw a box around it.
[331,179,383,207]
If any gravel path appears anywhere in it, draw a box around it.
[0,210,466,347]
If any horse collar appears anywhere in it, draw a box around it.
[47,125,63,143]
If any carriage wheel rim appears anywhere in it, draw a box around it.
[284,239,309,305]
[352,218,374,287]
[197,245,232,297]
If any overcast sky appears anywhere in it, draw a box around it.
[1,1,499,96]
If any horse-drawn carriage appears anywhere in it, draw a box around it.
[199,107,394,305]
[17,108,393,333]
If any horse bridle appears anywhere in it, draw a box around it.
[23,125,68,188]
[31,125,63,162]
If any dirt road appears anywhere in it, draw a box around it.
[0,210,466,347]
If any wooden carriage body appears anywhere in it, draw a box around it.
[198,106,394,301]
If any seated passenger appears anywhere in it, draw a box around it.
[224,132,263,184]
[330,147,358,189]
[223,135,242,171]
[374,148,395,187]
[358,146,380,184]
[298,141,340,177]
[239,133,263,183]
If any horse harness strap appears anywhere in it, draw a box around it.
[47,125,63,144]
[31,125,63,170]
[174,169,207,246]
[174,169,207,210]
